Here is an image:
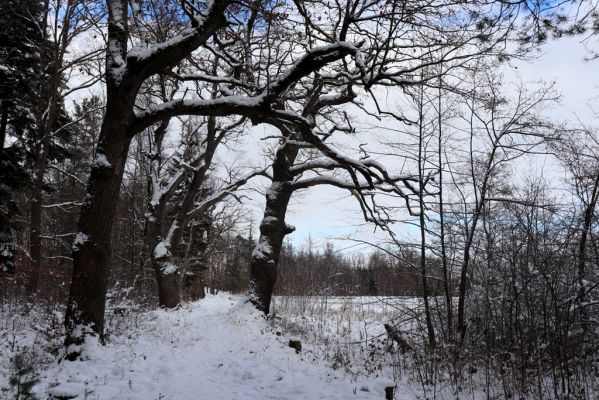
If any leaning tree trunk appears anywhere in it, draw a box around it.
[249,184,293,313]
[63,0,231,358]
[150,171,210,308]
[143,118,183,309]
[249,140,298,314]
[145,112,221,308]
[145,203,184,308]
[63,91,135,359]
[149,172,207,308]
[437,78,453,341]
[416,82,435,348]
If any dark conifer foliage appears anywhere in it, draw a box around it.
[0,0,46,273]
[0,0,45,150]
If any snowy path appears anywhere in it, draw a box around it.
[42,295,414,400]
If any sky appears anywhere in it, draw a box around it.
[232,34,599,254]
[65,28,599,255]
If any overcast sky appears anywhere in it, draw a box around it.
[232,34,599,254]
[67,32,599,254]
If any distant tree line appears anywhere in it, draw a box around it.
[276,242,447,297]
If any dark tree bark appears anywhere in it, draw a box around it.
[143,118,182,308]
[64,92,137,357]
[64,0,143,350]
[0,107,7,149]
[249,139,297,313]
[63,0,232,358]
[145,109,240,307]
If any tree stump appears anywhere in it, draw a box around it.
[384,385,395,400]
[288,339,302,353]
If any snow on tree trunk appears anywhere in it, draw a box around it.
[152,237,181,308]
[63,0,231,355]
[249,184,293,314]
[249,140,298,314]
[64,93,136,359]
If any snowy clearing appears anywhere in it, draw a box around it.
[1,294,418,400]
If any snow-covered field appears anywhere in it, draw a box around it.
[1,294,420,400]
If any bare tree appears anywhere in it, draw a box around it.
[447,68,558,347]
[144,110,259,307]
[63,0,551,358]
[244,0,547,314]
[29,0,103,293]
[553,126,599,333]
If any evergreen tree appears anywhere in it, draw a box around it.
[0,0,45,273]
[7,352,40,400]
[0,0,44,150]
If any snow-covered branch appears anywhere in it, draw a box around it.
[289,159,343,176]
[262,42,363,103]
[131,42,364,133]
[290,172,419,193]
[125,1,233,84]
[42,201,83,209]
[131,96,262,132]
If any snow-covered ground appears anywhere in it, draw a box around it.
[270,296,424,389]
[1,294,419,399]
